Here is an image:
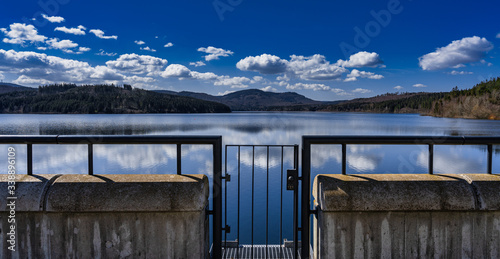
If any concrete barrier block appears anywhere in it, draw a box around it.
[0,174,58,212]
[313,174,476,211]
[460,174,500,210]
[45,174,209,212]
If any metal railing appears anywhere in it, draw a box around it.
[301,135,500,259]
[0,134,224,259]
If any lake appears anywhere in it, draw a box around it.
[1,112,499,245]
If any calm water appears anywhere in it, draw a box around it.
[1,112,499,244]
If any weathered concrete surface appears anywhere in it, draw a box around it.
[0,174,59,211]
[0,174,209,259]
[46,174,209,212]
[313,174,500,259]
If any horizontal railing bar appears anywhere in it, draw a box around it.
[0,135,222,145]
[303,135,500,145]
[226,145,297,147]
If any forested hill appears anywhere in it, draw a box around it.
[430,77,500,120]
[0,84,231,114]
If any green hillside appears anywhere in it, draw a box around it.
[0,84,231,114]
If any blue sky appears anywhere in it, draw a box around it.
[0,0,499,101]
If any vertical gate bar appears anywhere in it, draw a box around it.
[177,144,182,175]
[88,144,93,175]
[280,146,284,259]
[27,144,33,175]
[293,145,299,259]
[237,146,241,259]
[251,146,255,259]
[224,145,228,258]
[487,144,493,174]
[213,138,223,259]
[342,143,347,175]
[301,141,310,259]
[428,144,434,175]
[266,146,269,259]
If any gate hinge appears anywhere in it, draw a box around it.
[222,174,231,182]
[222,225,231,233]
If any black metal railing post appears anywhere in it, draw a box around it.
[301,141,311,259]
[213,136,223,259]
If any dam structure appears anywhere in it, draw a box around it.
[0,135,499,258]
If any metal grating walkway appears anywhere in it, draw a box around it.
[222,245,299,259]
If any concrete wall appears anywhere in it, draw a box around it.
[313,174,500,259]
[0,174,209,259]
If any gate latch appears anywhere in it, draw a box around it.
[286,169,298,190]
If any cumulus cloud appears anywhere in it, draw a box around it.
[285,82,331,91]
[90,65,125,81]
[134,40,145,45]
[394,85,403,90]
[237,54,288,74]
[96,49,117,57]
[89,29,118,40]
[214,76,250,88]
[160,64,192,78]
[140,46,156,52]
[449,70,473,75]
[164,42,173,47]
[41,14,65,23]
[413,83,427,88]
[1,23,47,44]
[189,61,206,67]
[14,75,53,85]
[261,86,278,92]
[106,54,168,75]
[418,36,493,70]
[46,38,78,50]
[54,25,86,35]
[352,88,372,94]
[198,46,233,61]
[288,54,348,80]
[336,51,384,68]
[344,69,384,82]
[190,71,219,80]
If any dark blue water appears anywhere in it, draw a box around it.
[1,112,499,244]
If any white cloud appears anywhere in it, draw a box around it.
[90,65,125,80]
[190,71,219,80]
[0,72,4,80]
[13,75,53,85]
[134,40,146,45]
[344,69,384,82]
[96,49,117,57]
[164,42,174,48]
[1,23,47,44]
[89,29,118,40]
[46,38,78,50]
[37,47,47,51]
[352,88,372,94]
[161,64,192,78]
[217,90,235,96]
[285,82,330,91]
[496,33,500,39]
[252,76,263,82]
[140,46,156,52]
[288,54,348,80]
[394,85,403,90]
[449,70,473,75]
[106,54,168,75]
[41,14,65,23]
[197,46,234,61]
[418,36,493,70]
[331,88,350,96]
[261,86,278,92]
[413,83,427,88]
[336,51,384,68]
[54,25,86,35]
[237,54,288,74]
[78,47,91,52]
[189,61,206,67]
[214,76,251,88]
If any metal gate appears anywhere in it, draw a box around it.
[213,144,301,259]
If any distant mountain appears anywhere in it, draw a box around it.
[156,89,325,111]
[0,84,231,114]
[0,83,35,94]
